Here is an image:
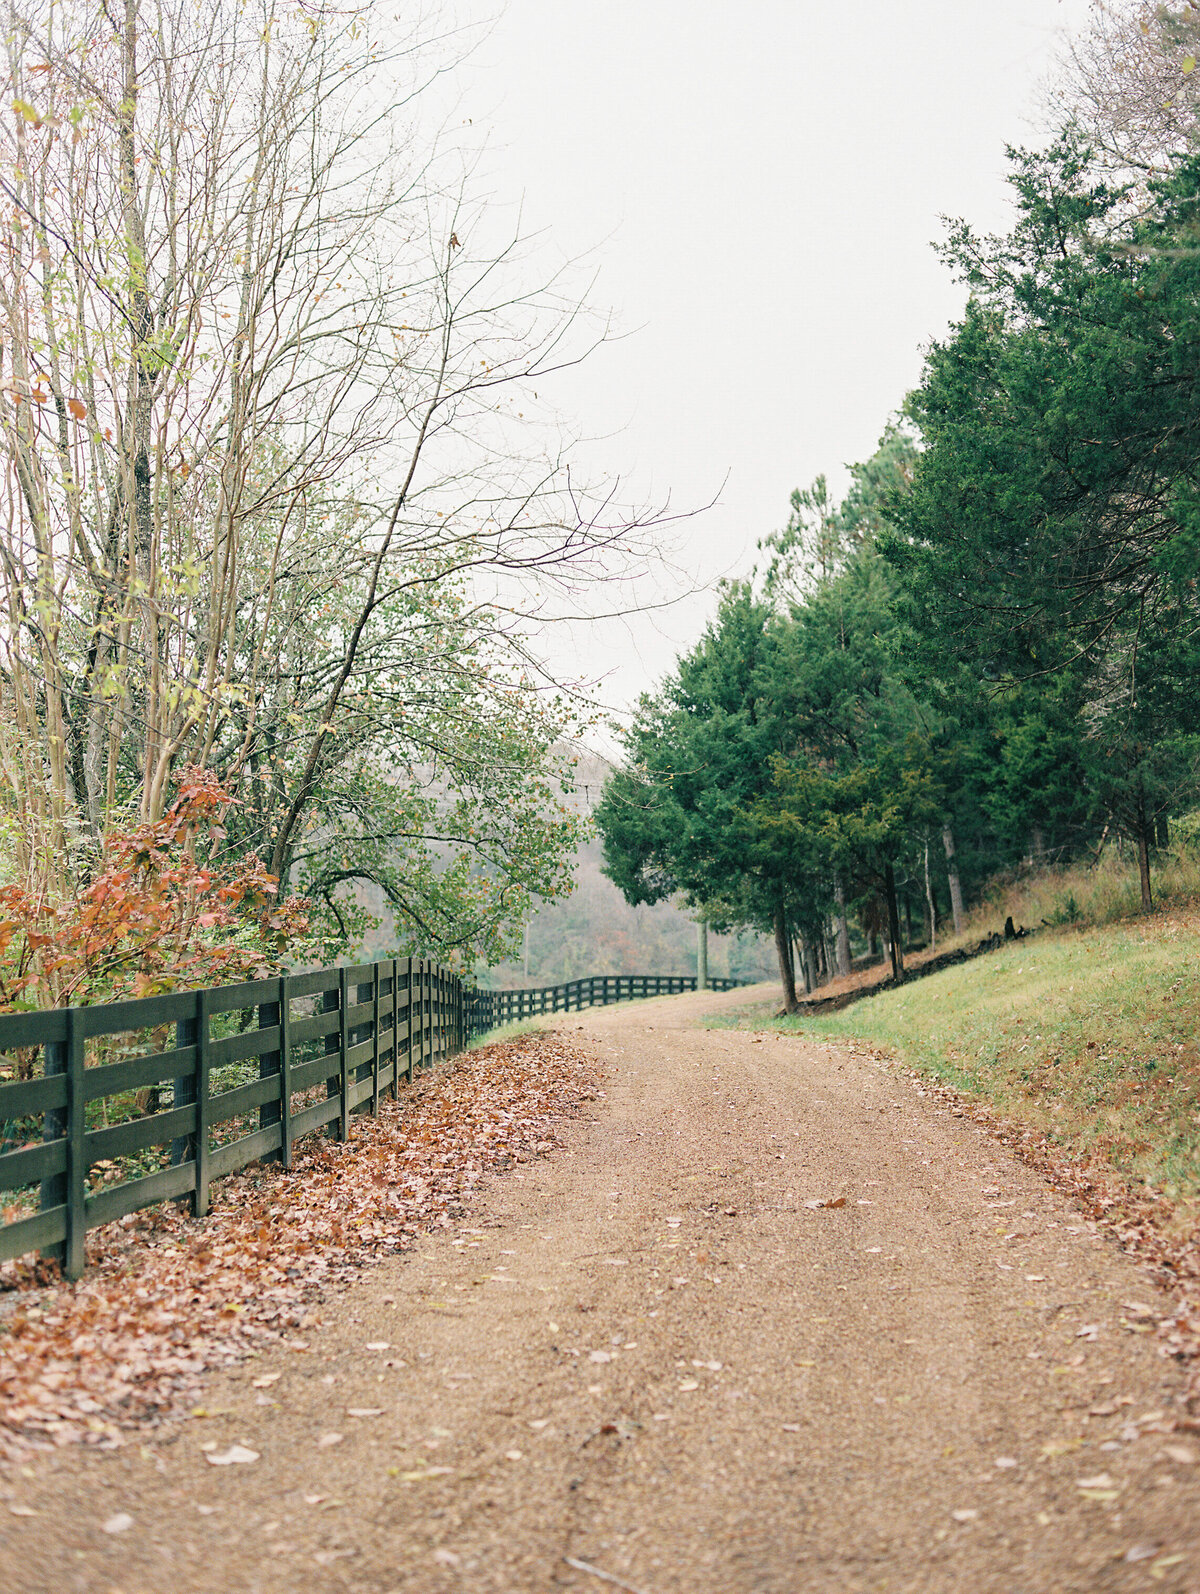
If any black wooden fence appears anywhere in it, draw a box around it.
[0,957,463,1280]
[469,972,746,1031]
[0,961,745,1280]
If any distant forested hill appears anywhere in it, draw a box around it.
[483,836,776,988]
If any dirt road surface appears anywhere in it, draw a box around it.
[2,984,1199,1594]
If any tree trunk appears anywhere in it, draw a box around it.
[833,879,852,977]
[1155,813,1169,849]
[942,825,964,935]
[923,839,936,953]
[797,939,815,994]
[696,917,709,990]
[1136,790,1153,914]
[774,903,798,1012]
[884,861,904,981]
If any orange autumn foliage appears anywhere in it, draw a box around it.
[0,771,311,1011]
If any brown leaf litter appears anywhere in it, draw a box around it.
[0,1033,601,1461]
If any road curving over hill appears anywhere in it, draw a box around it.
[3,982,1199,1594]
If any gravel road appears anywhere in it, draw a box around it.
[2,984,1199,1594]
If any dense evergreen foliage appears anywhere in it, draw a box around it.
[598,118,1200,1003]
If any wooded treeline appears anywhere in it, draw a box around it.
[596,1,1200,1009]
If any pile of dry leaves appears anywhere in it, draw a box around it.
[0,1032,600,1460]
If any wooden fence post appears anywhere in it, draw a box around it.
[61,1011,86,1280]
[279,976,294,1170]
[322,983,339,1136]
[171,1005,198,1171]
[338,966,350,1141]
[428,961,434,1064]
[39,1030,67,1272]
[389,958,399,1098]
[371,962,381,1116]
[403,958,414,1083]
[257,987,282,1161]
[193,989,211,1220]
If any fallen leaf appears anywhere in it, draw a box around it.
[951,1509,978,1522]
[995,1457,1018,1469]
[318,1433,343,1449]
[1163,1445,1198,1465]
[781,1423,800,1432]
[366,1341,390,1351]
[1124,1544,1161,1563]
[101,1513,134,1535]
[505,1449,523,1461]
[8,1505,36,1517]
[346,1408,384,1418]
[1149,1553,1186,1577]
[205,1445,259,1466]
[821,1196,846,1209]
[678,1379,699,1392]
[251,1373,281,1388]
[588,1350,612,1364]
[528,1419,551,1430]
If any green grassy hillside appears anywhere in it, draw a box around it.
[724,909,1200,1207]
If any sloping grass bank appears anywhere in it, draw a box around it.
[720,909,1200,1209]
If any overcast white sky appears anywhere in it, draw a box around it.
[450,0,1096,720]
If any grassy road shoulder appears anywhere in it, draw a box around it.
[711,908,1200,1313]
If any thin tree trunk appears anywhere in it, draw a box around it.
[796,939,814,995]
[774,902,798,1012]
[833,879,852,978]
[1136,789,1153,914]
[942,825,964,935]
[923,839,936,953]
[885,861,904,981]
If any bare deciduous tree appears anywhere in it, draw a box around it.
[0,0,658,954]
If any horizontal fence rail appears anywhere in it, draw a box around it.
[0,957,464,1279]
[0,962,744,1279]
[468,973,746,1033]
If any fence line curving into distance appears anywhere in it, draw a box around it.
[0,962,746,1279]
[470,972,747,1031]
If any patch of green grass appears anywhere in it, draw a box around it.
[725,910,1200,1203]
[467,1016,556,1049]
